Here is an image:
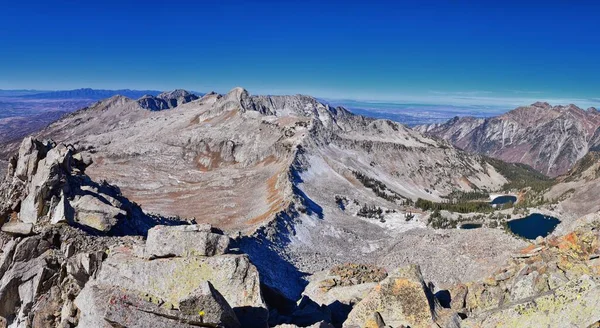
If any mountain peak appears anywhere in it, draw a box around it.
[157,89,195,100]
[137,89,199,111]
[226,87,250,100]
[531,101,552,109]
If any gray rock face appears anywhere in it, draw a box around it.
[70,194,126,232]
[145,224,230,258]
[14,136,49,182]
[76,223,267,328]
[137,89,199,111]
[415,102,600,177]
[0,227,110,328]
[77,283,240,328]
[343,265,459,328]
[179,281,240,327]
[0,222,33,236]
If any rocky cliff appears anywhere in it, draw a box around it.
[415,102,600,177]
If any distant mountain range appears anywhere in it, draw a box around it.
[415,102,600,177]
[17,88,165,100]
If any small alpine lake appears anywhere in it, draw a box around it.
[490,195,517,205]
[460,223,482,229]
[506,213,560,240]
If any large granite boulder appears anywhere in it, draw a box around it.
[343,265,460,328]
[303,263,387,307]
[463,274,600,327]
[145,224,230,258]
[77,282,240,328]
[13,137,49,182]
[75,224,268,328]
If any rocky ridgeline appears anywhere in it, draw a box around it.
[137,89,199,111]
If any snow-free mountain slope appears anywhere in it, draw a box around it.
[416,102,600,177]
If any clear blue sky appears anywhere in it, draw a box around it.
[1,0,599,105]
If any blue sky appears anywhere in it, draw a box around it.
[1,0,599,106]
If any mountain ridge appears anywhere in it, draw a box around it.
[19,88,168,100]
[415,102,600,177]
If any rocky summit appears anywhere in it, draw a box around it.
[0,88,599,327]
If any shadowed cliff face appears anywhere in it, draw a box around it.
[415,102,600,177]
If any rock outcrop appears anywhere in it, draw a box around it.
[303,263,387,308]
[343,265,460,328]
[0,224,117,327]
[145,224,230,258]
[76,224,267,328]
[0,137,157,235]
[458,218,600,327]
[137,89,199,111]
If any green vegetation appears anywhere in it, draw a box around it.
[564,151,600,182]
[513,192,547,208]
[427,210,469,229]
[335,195,349,210]
[427,211,511,230]
[443,190,490,202]
[357,204,384,221]
[485,157,555,192]
[352,171,405,203]
[416,198,493,213]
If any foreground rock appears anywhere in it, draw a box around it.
[297,263,388,326]
[76,224,268,328]
[145,224,230,258]
[458,218,600,327]
[0,224,128,328]
[0,137,157,235]
[343,264,460,328]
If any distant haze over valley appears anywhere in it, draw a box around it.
[3,88,600,128]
